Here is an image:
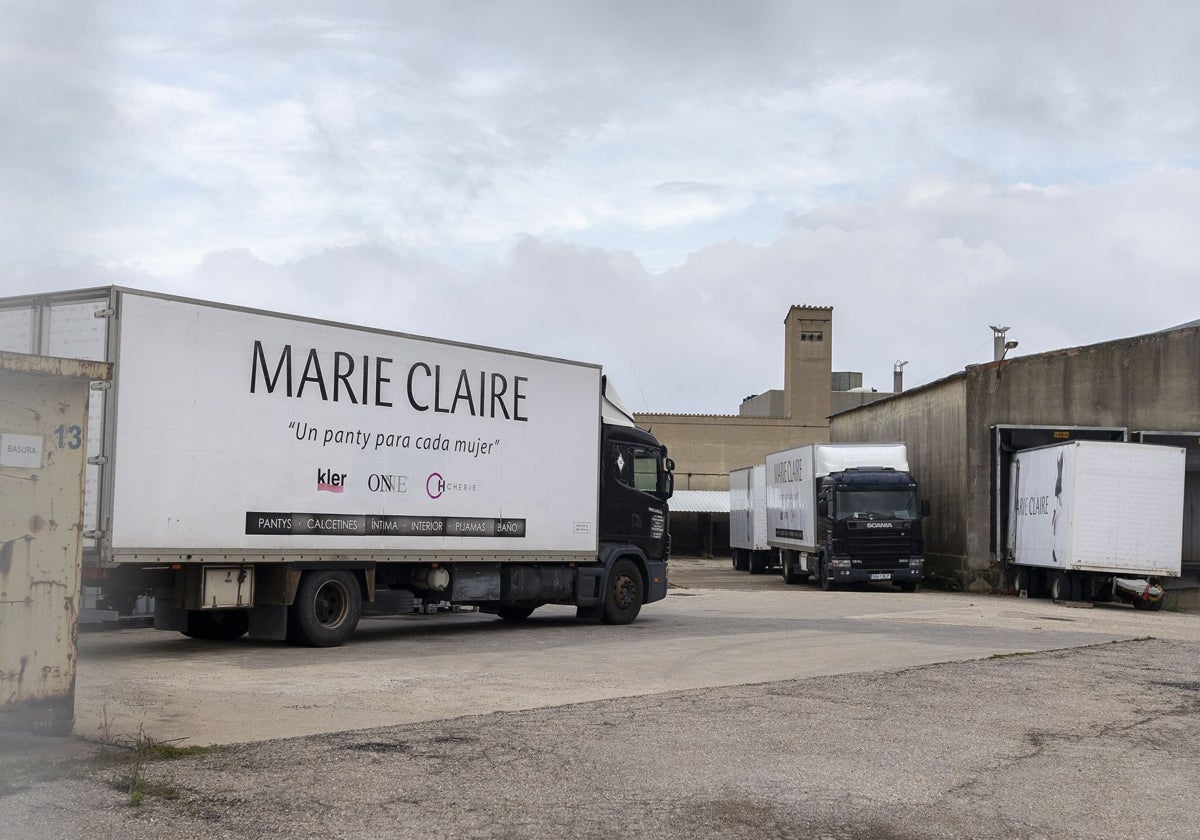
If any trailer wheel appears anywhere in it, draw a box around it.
[1050,571,1076,602]
[1009,566,1030,596]
[181,609,249,641]
[601,558,643,625]
[748,553,765,575]
[782,557,801,585]
[287,570,362,647]
[496,605,538,621]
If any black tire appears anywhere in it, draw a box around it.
[286,570,362,647]
[181,609,249,641]
[496,605,537,621]
[1009,566,1030,596]
[820,559,837,592]
[748,554,764,575]
[601,558,643,625]
[896,582,917,593]
[1050,571,1072,602]
[782,557,800,585]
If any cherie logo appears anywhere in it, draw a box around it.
[318,468,347,493]
[426,472,445,499]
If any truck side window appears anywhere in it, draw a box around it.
[633,449,658,492]
[611,444,659,493]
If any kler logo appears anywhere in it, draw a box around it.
[318,468,347,493]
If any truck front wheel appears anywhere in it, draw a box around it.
[819,559,837,592]
[287,570,362,647]
[601,558,643,625]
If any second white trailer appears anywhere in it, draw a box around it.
[729,465,773,573]
[1005,440,1185,609]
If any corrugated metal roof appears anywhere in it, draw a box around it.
[670,490,730,513]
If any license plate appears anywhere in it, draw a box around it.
[869,573,892,580]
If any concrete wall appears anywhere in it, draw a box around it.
[831,325,1200,593]
[635,413,828,491]
[830,376,969,587]
[1,351,110,734]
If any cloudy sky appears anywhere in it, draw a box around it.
[3,1,1198,413]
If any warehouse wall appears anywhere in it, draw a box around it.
[830,376,969,588]
[831,325,1200,594]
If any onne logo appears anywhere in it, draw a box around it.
[318,468,347,493]
[368,474,408,493]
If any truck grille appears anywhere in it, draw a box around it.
[843,525,916,568]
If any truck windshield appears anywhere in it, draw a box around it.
[834,489,919,521]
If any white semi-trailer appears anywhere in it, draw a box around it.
[764,443,928,590]
[729,465,774,574]
[0,287,674,645]
[1005,440,1184,610]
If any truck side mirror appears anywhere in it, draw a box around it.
[659,471,674,500]
[920,499,931,516]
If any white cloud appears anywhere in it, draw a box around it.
[2,1,1199,413]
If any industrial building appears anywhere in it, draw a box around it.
[831,322,1200,603]
[635,305,892,555]
[638,306,1199,606]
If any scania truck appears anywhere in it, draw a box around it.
[0,287,674,646]
[763,443,928,591]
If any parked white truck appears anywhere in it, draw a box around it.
[0,287,675,645]
[729,465,774,574]
[1004,440,1184,610]
[763,443,928,590]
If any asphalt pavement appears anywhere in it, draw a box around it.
[2,558,1198,839]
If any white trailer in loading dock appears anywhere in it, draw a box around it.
[0,287,675,646]
[1005,440,1184,609]
[729,465,774,574]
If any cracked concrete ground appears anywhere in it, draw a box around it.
[2,559,1199,839]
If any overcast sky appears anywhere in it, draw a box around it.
[3,1,1198,413]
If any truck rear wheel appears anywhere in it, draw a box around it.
[601,558,643,625]
[287,570,362,647]
[181,609,249,641]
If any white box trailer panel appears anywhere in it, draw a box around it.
[813,443,908,477]
[765,445,816,551]
[1009,441,1184,575]
[766,443,910,551]
[105,291,603,557]
[729,465,769,551]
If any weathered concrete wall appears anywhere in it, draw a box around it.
[831,325,1200,594]
[633,413,828,491]
[962,326,1200,591]
[0,351,110,735]
[830,376,969,587]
